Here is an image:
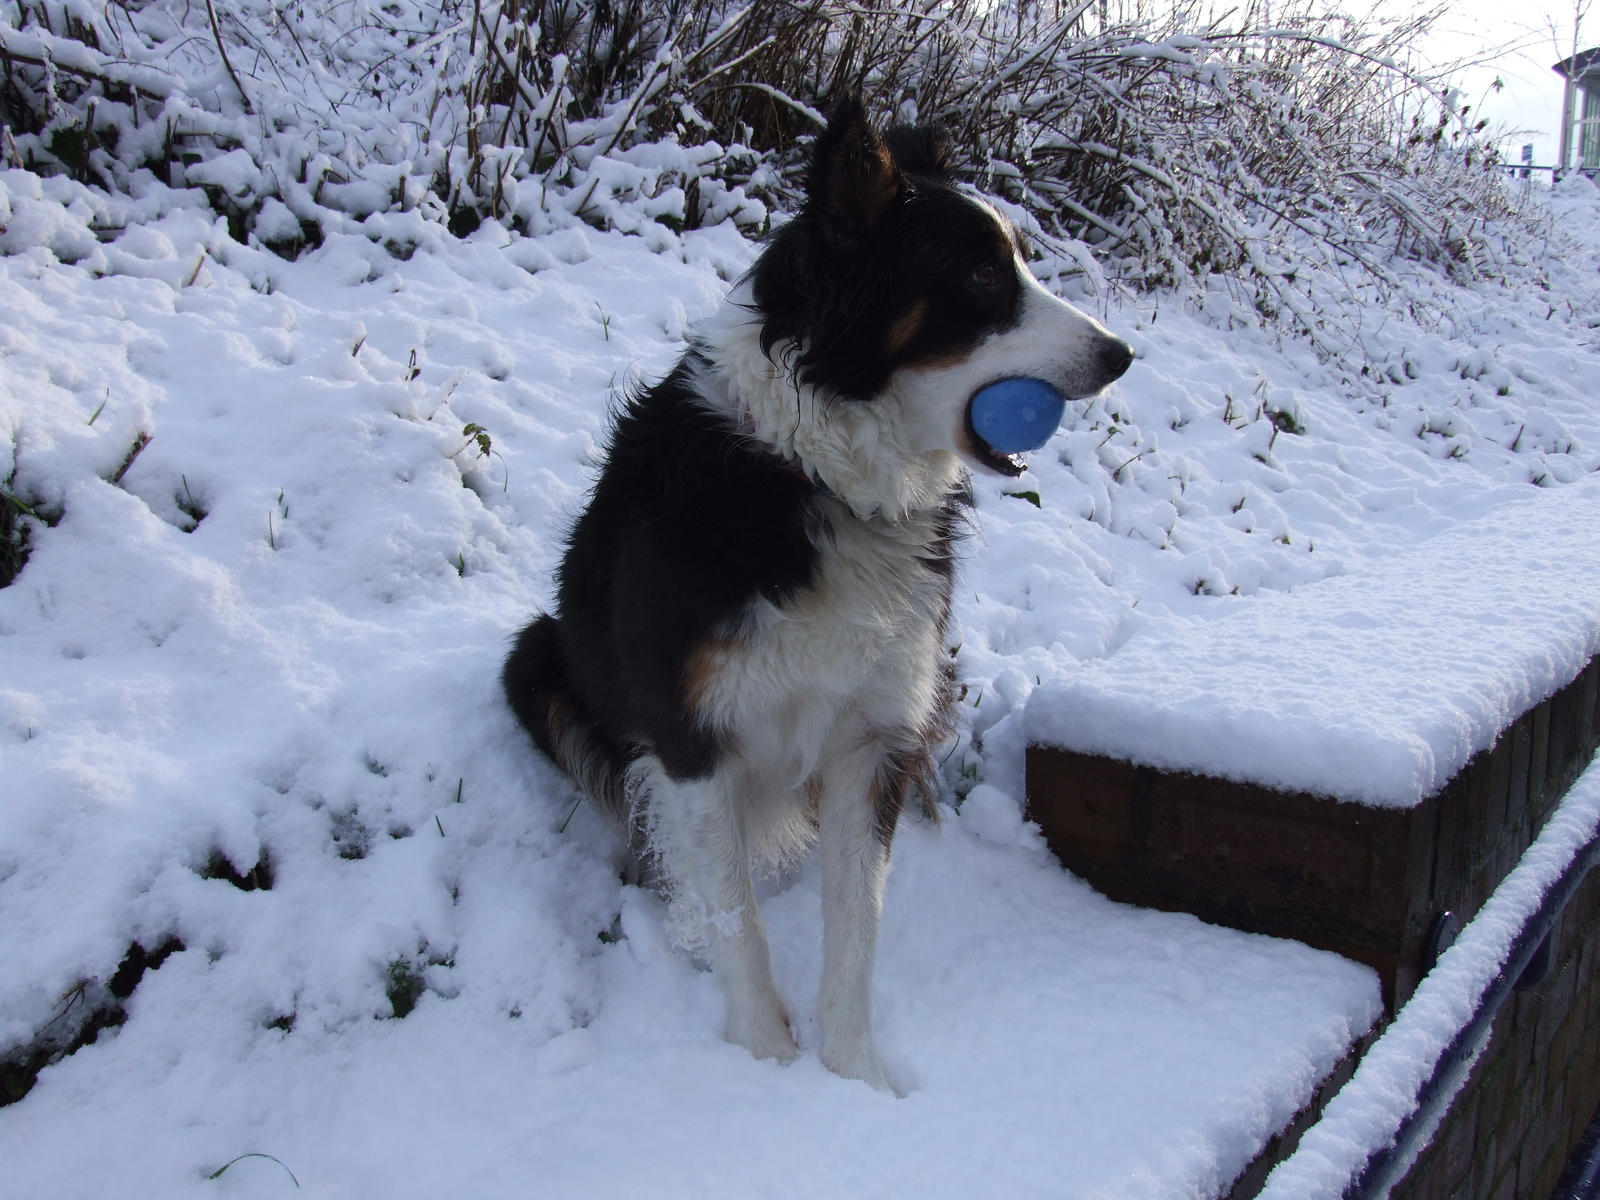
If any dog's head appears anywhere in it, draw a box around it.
[750,97,1133,478]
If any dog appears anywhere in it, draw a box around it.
[503,97,1132,1092]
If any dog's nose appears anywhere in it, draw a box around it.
[1102,338,1134,380]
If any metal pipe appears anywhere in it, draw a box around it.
[1341,826,1600,1199]
[1552,1098,1600,1200]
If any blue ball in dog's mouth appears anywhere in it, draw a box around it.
[966,378,1067,468]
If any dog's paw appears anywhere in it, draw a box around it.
[725,1004,799,1064]
[820,1041,901,1096]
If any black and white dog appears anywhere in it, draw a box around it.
[504,99,1131,1091]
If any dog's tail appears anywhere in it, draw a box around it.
[502,614,633,832]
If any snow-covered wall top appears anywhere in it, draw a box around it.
[1025,474,1600,807]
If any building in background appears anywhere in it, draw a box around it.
[1554,47,1600,173]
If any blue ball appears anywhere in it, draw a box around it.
[967,378,1067,454]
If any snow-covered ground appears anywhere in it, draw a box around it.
[1,156,1598,1199]
[1026,473,1600,805]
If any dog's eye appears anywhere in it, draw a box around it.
[970,261,1002,290]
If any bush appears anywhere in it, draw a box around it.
[0,484,29,589]
[0,0,1521,337]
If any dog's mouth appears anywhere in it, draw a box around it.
[962,396,1032,478]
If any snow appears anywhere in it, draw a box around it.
[1025,474,1600,805]
[1,136,1599,1200]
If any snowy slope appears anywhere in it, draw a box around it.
[1,161,1598,1199]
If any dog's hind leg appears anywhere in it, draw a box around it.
[815,736,901,1094]
[503,614,634,838]
[643,759,798,1065]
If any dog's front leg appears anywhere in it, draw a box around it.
[816,739,900,1094]
[645,761,798,1065]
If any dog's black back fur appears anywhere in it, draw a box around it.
[502,353,831,813]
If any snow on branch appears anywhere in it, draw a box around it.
[0,0,1534,356]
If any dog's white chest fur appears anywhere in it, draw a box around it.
[691,499,952,802]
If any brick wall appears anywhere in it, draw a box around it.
[1026,658,1600,1012]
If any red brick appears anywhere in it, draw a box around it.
[1570,1043,1600,1141]
[1433,1084,1481,1193]
[1586,659,1600,744]
[1516,1096,1563,1197]
[1529,703,1552,821]
[1481,1134,1516,1196]
[1506,719,1533,827]
[1535,1146,1565,1199]
[1024,746,1139,856]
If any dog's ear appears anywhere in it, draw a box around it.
[806,96,900,246]
[884,125,952,179]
